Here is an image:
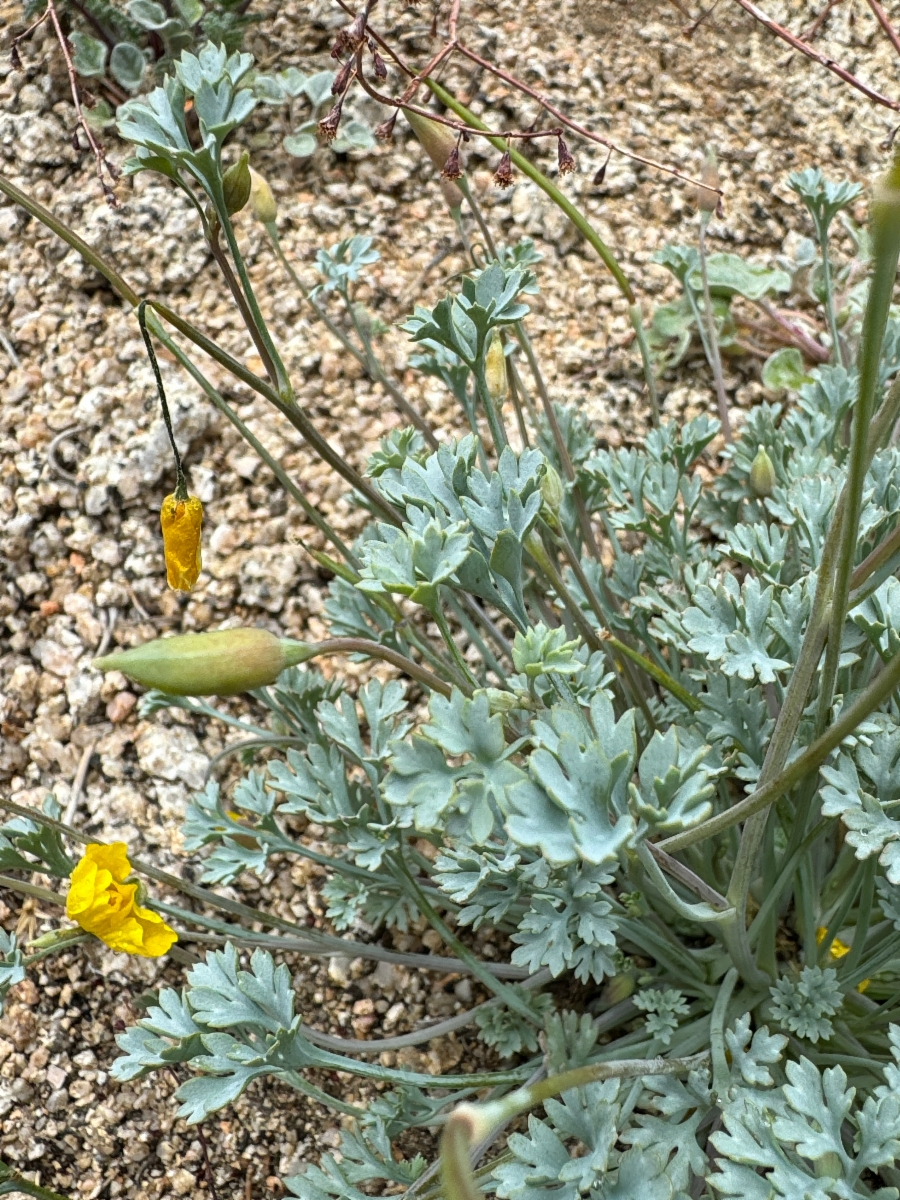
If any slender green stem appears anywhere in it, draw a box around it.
[288,636,456,697]
[660,639,900,853]
[439,1052,709,1200]
[841,859,876,977]
[425,83,634,302]
[0,874,65,905]
[710,968,739,1097]
[819,161,900,730]
[396,866,541,1024]
[148,314,357,563]
[217,209,291,399]
[817,218,845,369]
[629,303,661,427]
[698,212,732,441]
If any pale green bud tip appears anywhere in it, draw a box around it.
[249,166,278,225]
[484,332,508,402]
[92,629,313,697]
[748,446,776,498]
[540,464,564,512]
[223,151,252,216]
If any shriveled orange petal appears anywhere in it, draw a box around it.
[160,493,203,591]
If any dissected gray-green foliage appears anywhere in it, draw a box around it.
[12,39,900,1200]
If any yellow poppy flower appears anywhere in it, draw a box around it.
[66,843,177,958]
[160,492,203,591]
[815,926,869,992]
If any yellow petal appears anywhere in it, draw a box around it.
[132,904,179,957]
[82,842,133,883]
[160,493,203,592]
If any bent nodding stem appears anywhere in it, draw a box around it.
[439,1052,710,1200]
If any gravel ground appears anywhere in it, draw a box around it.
[1,0,898,1194]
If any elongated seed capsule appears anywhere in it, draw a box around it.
[401,107,465,211]
[484,331,508,402]
[93,629,312,696]
[160,492,203,591]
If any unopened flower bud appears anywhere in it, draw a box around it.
[484,331,508,402]
[373,50,387,79]
[248,167,278,225]
[332,58,353,95]
[557,136,576,176]
[222,150,251,216]
[695,149,720,214]
[375,112,398,141]
[540,463,564,513]
[160,492,203,591]
[599,973,635,1006]
[493,148,513,188]
[441,142,463,181]
[93,629,312,696]
[748,446,776,498]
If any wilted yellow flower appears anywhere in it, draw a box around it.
[815,926,869,992]
[160,492,203,591]
[66,843,177,958]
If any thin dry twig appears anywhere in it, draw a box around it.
[62,741,97,826]
[42,0,120,204]
[729,0,900,112]
[335,0,720,197]
[864,0,900,60]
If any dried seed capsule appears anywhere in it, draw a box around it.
[222,150,251,216]
[484,331,508,402]
[93,628,311,696]
[248,167,278,225]
[160,492,203,591]
[748,447,776,498]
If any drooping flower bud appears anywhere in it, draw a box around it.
[748,446,776,498]
[319,95,344,142]
[222,150,251,216]
[441,142,463,181]
[332,57,354,96]
[402,106,465,209]
[248,167,278,226]
[484,331,508,402]
[93,629,313,696]
[373,50,387,79]
[375,112,398,141]
[493,148,513,188]
[160,492,203,591]
[557,136,576,176]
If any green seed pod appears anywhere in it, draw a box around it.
[540,464,564,513]
[402,107,465,210]
[695,148,720,214]
[748,446,776,498]
[93,629,310,697]
[248,166,278,225]
[484,331,508,402]
[222,151,252,216]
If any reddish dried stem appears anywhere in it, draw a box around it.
[43,0,120,204]
[335,0,717,195]
[864,0,900,60]
[729,0,900,111]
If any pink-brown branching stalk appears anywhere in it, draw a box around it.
[12,0,120,206]
[728,0,900,113]
[334,0,721,200]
